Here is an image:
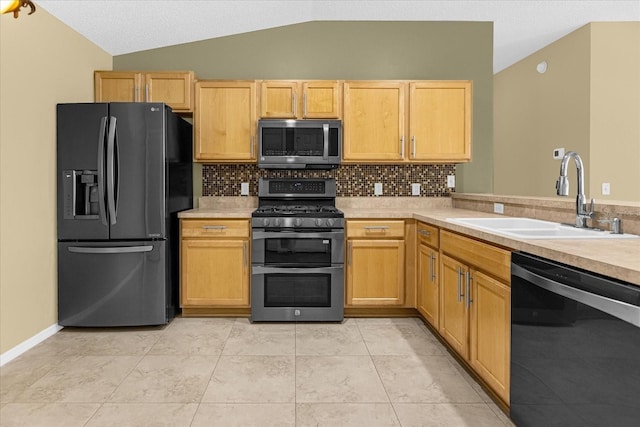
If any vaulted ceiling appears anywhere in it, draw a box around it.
[37,0,639,73]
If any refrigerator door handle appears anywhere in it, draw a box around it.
[106,116,118,225]
[97,116,108,226]
[68,245,153,254]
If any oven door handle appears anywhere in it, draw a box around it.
[252,230,343,240]
[512,263,640,327]
[252,265,343,275]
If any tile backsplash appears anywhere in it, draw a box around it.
[202,164,456,197]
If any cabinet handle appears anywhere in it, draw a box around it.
[363,226,389,230]
[400,136,405,158]
[418,229,431,237]
[145,83,149,102]
[243,241,247,266]
[303,93,307,118]
[134,86,139,102]
[457,267,463,302]
[292,93,297,117]
[202,225,227,230]
[465,272,473,308]
[348,241,352,266]
[411,136,416,158]
[430,253,436,282]
[250,135,255,158]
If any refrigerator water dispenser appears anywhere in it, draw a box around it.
[62,169,100,219]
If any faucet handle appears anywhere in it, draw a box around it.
[597,217,622,234]
[588,198,595,216]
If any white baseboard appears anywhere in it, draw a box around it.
[0,323,63,367]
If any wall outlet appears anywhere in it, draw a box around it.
[240,182,250,196]
[447,175,456,188]
[553,148,565,159]
[601,182,611,195]
[411,183,421,196]
[374,182,383,196]
[494,203,504,214]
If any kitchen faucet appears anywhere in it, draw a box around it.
[555,151,595,228]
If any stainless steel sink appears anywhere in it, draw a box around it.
[446,217,638,239]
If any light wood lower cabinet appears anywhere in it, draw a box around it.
[180,219,250,308]
[346,220,405,306]
[439,230,511,404]
[417,223,439,328]
[469,270,511,403]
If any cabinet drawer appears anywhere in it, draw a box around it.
[346,220,404,238]
[417,222,439,247]
[440,230,510,283]
[181,219,249,238]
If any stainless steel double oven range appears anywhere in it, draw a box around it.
[251,178,344,322]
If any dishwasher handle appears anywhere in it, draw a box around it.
[512,263,640,328]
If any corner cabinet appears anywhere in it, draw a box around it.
[194,80,257,162]
[417,222,439,328]
[180,219,250,312]
[94,71,195,112]
[259,80,342,119]
[346,220,405,306]
[439,230,511,404]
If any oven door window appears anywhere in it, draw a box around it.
[262,128,325,157]
[264,273,331,307]
[264,237,331,266]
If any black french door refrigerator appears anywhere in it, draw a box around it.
[57,103,192,327]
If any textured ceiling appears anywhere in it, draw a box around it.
[36,0,639,73]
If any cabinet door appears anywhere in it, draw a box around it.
[439,254,469,358]
[418,243,439,328]
[145,72,194,111]
[260,81,298,118]
[343,81,406,161]
[302,81,342,119]
[469,270,511,404]
[94,71,142,102]
[181,239,249,306]
[409,81,471,162]
[347,239,405,306]
[195,81,257,161]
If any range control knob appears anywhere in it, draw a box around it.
[274,218,281,227]
[262,218,270,227]
[295,218,303,227]
[327,218,335,227]
[315,218,324,227]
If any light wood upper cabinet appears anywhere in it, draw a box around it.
[346,220,405,306]
[94,71,141,103]
[94,71,195,112]
[194,80,257,162]
[409,81,471,162]
[343,81,406,162]
[260,80,342,119]
[180,219,250,309]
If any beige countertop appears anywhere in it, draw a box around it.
[179,200,640,286]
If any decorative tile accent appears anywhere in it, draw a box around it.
[202,164,456,197]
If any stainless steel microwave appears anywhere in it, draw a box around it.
[257,119,342,169]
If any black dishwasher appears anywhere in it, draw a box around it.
[511,252,640,427]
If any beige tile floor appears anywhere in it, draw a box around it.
[0,317,515,426]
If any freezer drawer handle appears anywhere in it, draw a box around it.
[68,245,153,254]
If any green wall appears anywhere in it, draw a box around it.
[114,21,493,193]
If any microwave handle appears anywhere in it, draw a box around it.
[323,123,329,159]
